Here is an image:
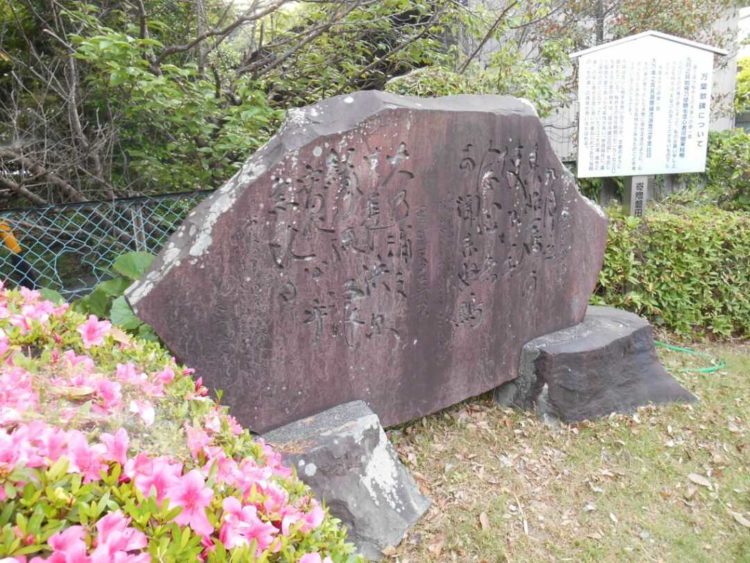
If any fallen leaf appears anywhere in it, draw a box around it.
[427,535,445,556]
[479,512,490,530]
[109,327,131,345]
[49,385,96,399]
[688,473,713,489]
[381,546,397,557]
[729,511,750,528]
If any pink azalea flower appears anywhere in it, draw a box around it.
[257,439,292,477]
[62,351,96,375]
[129,400,155,426]
[219,497,277,554]
[166,469,214,537]
[300,501,325,533]
[0,329,9,356]
[185,425,211,459]
[52,302,70,317]
[46,526,90,563]
[66,430,107,483]
[132,455,182,502]
[19,287,40,303]
[262,482,289,517]
[12,421,50,468]
[233,458,273,497]
[225,415,243,436]
[153,367,175,385]
[100,428,129,466]
[94,379,122,412]
[281,508,302,536]
[200,536,216,559]
[77,316,111,348]
[123,452,151,480]
[192,377,208,397]
[0,428,22,472]
[140,380,165,398]
[89,511,148,562]
[203,446,239,486]
[21,300,55,324]
[0,367,38,425]
[9,314,31,334]
[116,363,146,385]
[279,499,323,535]
[203,412,222,434]
[40,425,68,462]
[299,554,333,563]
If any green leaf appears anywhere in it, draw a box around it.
[96,277,132,297]
[111,252,154,281]
[137,323,159,342]
[79,287,110,318]
[39,288,65,305]
[110,296,142,330]
[4,483,16,500]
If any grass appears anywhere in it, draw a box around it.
[387,341,750,562]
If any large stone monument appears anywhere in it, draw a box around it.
[127,91,609,433]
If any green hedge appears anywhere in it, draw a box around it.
[593,206,750,338]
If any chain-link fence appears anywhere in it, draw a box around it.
[0,191,211,299]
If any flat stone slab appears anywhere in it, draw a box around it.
[495,306,697,421]
[263,401,429,561]
[127,90,608,432]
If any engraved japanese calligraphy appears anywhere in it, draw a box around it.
[127,91,608,433]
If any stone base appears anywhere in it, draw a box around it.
[494,306,696,422]
[263,401,430,561]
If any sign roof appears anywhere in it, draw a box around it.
[570,30,728,59]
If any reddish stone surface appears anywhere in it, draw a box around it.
[127,91,608,433]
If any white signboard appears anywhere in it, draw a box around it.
[576,33,716,178]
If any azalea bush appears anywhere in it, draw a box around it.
[0,284,359,562]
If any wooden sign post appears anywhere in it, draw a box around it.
[572,31,727,215]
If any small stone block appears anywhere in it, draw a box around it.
[495,306,696,421]
[263,401,430,561]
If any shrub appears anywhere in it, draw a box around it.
[735,56,750,113]
[672,130,750,212]
[703,129,750,212]
[0,285,359,561]
[594,206,750,338]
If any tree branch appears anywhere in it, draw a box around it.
[236,0,369,77]
[0,176,49,206]
[155,0,290,65]
[334,5,447,95]
[458,0,519,74]
[0,148,86,203]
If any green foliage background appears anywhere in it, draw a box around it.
[1,0,731,206]
[735,56,750,113]
[594,207,750,338]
